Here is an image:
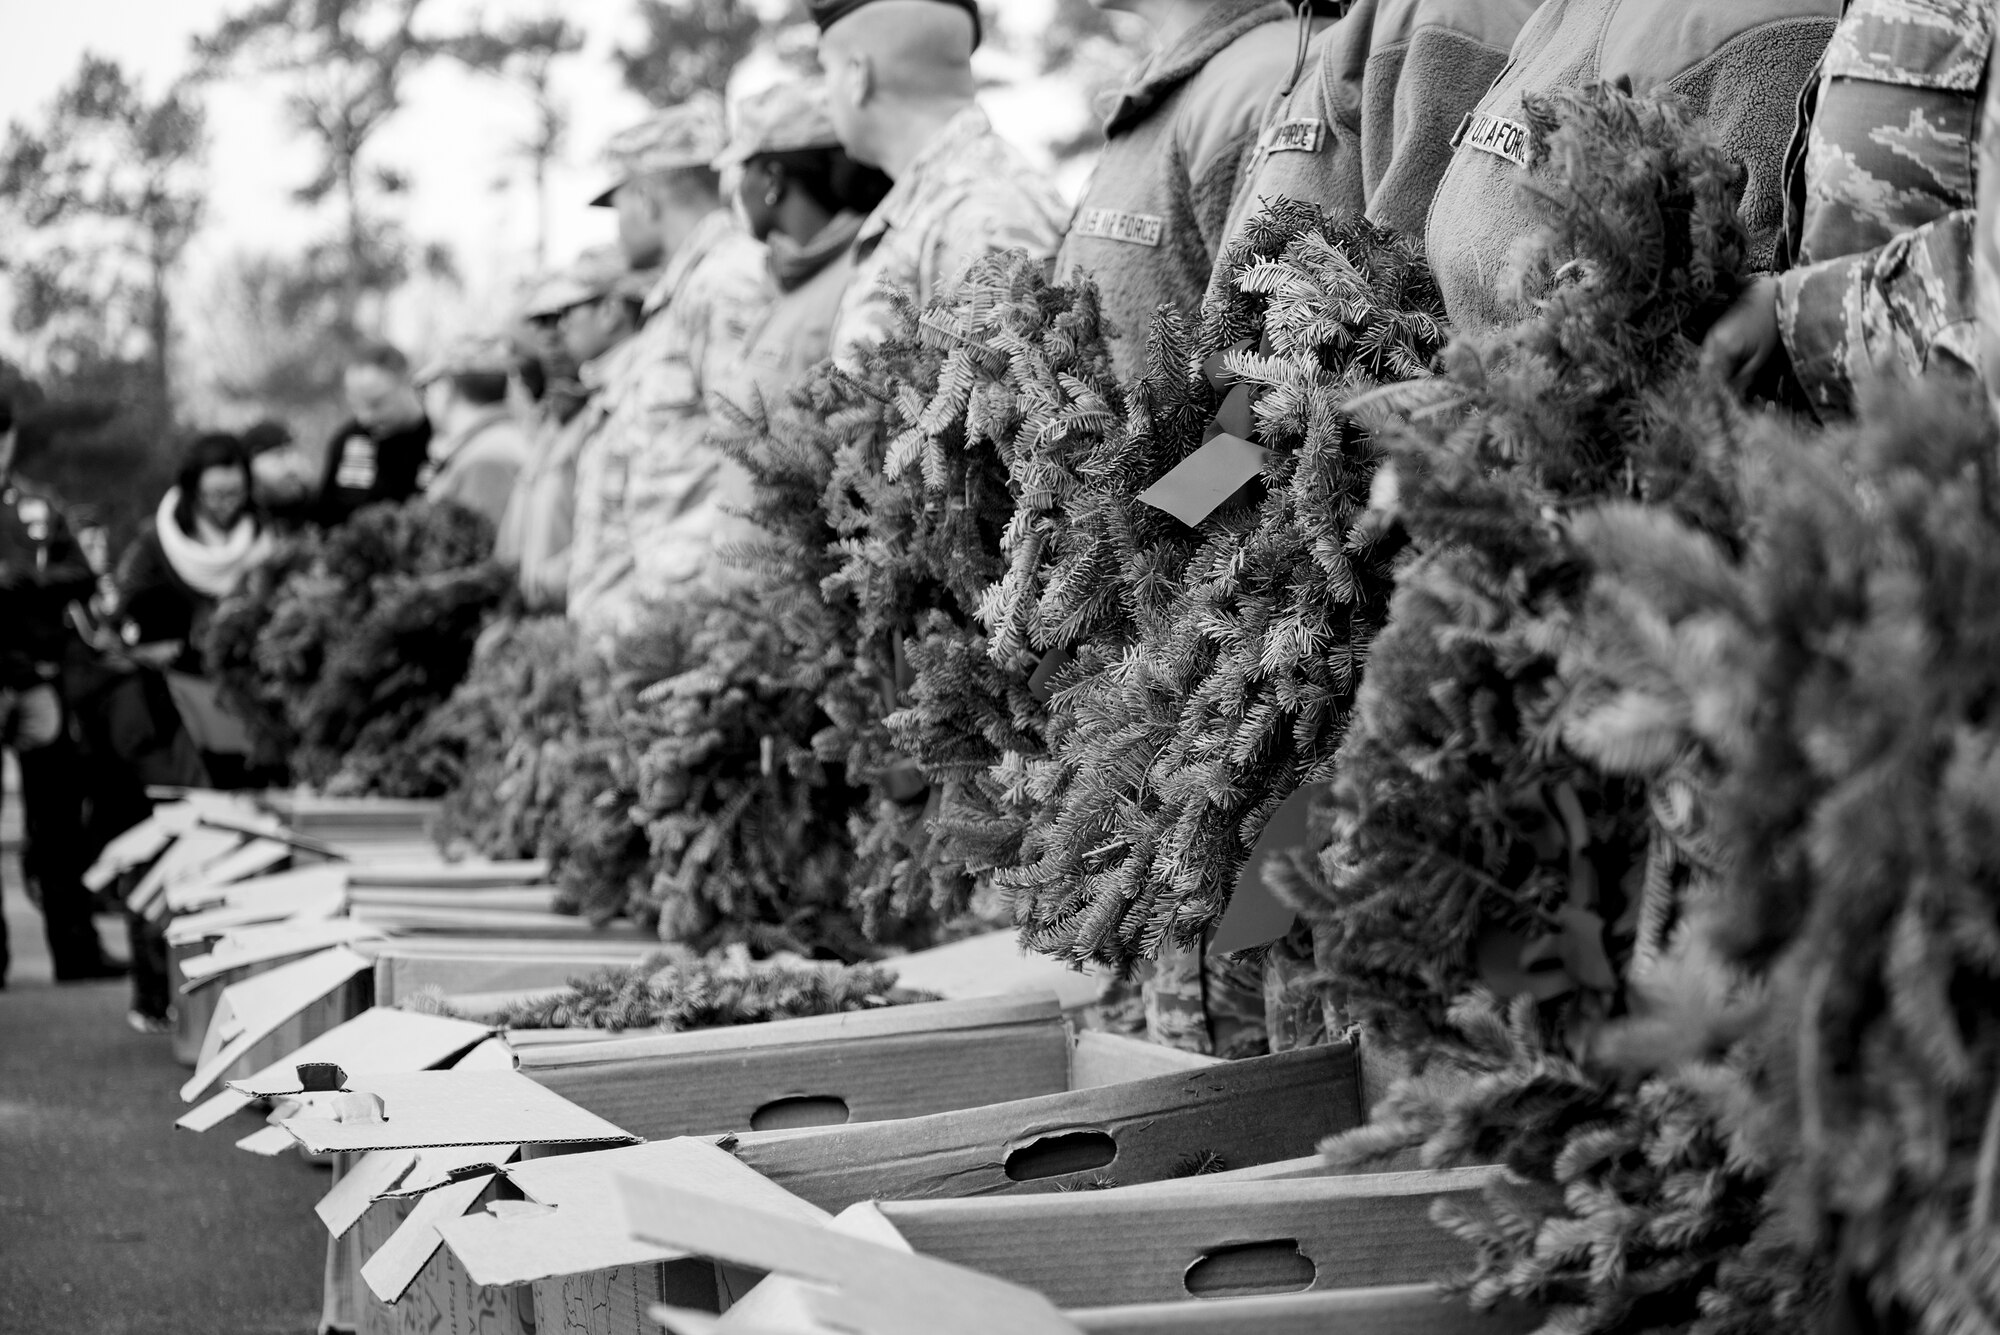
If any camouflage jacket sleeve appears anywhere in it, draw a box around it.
[1777,207,1980,419]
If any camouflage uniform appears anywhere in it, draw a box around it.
[1979,13,2000,421]
[1776,0,1990,418]
[828,106,1067,363]
[569,209,772,644]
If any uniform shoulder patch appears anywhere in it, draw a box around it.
[1264,118,1326,155]
[1456,112,1530,168]
[1073,207,1165,248]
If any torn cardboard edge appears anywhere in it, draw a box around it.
[274,1070,637,1154]
[183,1006,493,1133]
[358,1169,499,1303]
[617,1175,1083,1335]
[180,945,375,1103]
[437,1138,830,1288]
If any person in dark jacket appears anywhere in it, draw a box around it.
[315,341,433,527]
[0,396,126,987]
[114,433,275,673]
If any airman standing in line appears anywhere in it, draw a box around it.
[1058,0,1305,380]
[413,335,533,533]
[811,0,1069,363]
[568,96,775,645]
[715,79,894,404]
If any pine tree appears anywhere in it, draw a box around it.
[993,204,1445,969]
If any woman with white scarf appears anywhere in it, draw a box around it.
[115,433,275,670]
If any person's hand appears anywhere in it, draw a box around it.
[1701,274,1782,395]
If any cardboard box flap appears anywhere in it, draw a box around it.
[719,1201,912,1331]
[344,859,549,888]
[348,904,653,938]
[176,1088,254,1134]
[451,1037,518,1071]
[888,932,1098,1010]
[438,1137,829,1287]
[319,1149,420,1237]
[345,886,559,913]
[1070,1031,1221,1089]
[517,993,1062,1072]
[163,838,293,912]
[164,869,349,946]
[381,1143,523,1198]
[1069,1285,1543,1334]
[727,1043,1364,1213]
[215,1007,493,1106]
[871,1168,1498,1307]
[617,1175,1083,1335]
[359,1170,495,1304]
[234,1124,299,1156]
[85,812,176,890]
[275,1070,637,1153]
[1116,1154,1331,1189]
[129,826,245,916]
[180,919,387,989]
[180,946,375,1103]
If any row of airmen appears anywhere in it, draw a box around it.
[317,0,1991,1053]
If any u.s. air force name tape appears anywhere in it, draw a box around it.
[1136,432,1268,527]
[1264,117,1326,154]
[1073,207,1164,248]
[1454,111,1529,167]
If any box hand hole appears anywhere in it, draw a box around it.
[750,1095,852,1131]
[1004,1130,1117,1181]
[1183,1240,1316,1298]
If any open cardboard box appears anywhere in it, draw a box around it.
[176,1007,493,1144]
[369,938,663,1006]
[519,992,1077,1138]
[722,1042,1363,1213]
[181,945,376,1103]
[275,1069,636,1335]
[436,1139,830,1335]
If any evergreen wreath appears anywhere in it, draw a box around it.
[409,949,908,1031]
[994,203,1445,970]
[202,499,512,795]
[1558,375,2000,1333]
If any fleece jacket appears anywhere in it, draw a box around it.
[1056,0,1299,379]
[1423,0,1842,335]
[1210,0,1539,307]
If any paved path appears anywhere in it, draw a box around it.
[1,781,327,1335]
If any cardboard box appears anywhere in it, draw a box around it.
[436,1138,830,1335]
[519,993,1073,1138]
[162,837,294,913]
[723,1043,1363,1213]
[865,1168,1497,1307]
[369,940,662,1007]
[177,1006,492,1139]
[351,1174,535,1335]
[348,905,652,939]
[181,945,376,1102]
[180,918,388,990]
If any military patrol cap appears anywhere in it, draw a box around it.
[523,245,634,319]
[809,0,983,50]
[589,94,729,208]
[713,81,843,172]
[414,333,518,387]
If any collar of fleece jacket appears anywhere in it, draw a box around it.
[1103,0,1296,136]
